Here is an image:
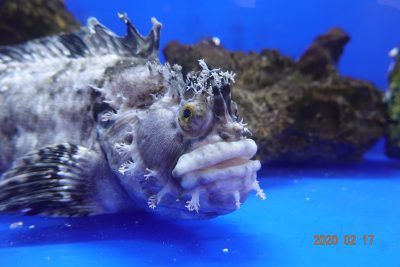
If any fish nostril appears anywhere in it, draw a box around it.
[123,134,133,145]
[219,131,231,140]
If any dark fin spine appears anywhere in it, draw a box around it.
[118,13,161,59]
[0,14,162,66]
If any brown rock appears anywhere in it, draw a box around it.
[298,28,350,79]
[0,0,80,46]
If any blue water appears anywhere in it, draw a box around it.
[1,1,400,266]
[1,143,399,266]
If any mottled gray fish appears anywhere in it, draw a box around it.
[0,14,265,219]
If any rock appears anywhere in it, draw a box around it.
[0,0,80,46]
[298,28,350,79]
[385,47,400,158]
[164,29,386,163]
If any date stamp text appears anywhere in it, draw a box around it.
[313,234,375,246]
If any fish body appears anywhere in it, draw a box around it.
[0,15,264,219]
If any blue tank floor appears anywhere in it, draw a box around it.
[0,147,399,267]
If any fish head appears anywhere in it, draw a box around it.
[98,60,264,219]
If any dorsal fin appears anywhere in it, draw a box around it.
[0,14,162,66]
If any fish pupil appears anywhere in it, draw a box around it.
[183,108,192,119]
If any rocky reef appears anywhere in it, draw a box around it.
[0,0,80,45]
[164,29,387,163]
[385,47,400,158]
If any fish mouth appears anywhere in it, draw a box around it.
[172,139,261,190]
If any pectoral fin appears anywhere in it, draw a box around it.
[0,144,106,217]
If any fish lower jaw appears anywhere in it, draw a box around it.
[178,159,264,214]
[145,159,264,217]
[149,139,265,216]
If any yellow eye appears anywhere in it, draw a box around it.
[180,104,194,124]
[178,102,213,136]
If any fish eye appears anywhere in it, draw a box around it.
[182,106,193,121]
[178,102,212,136]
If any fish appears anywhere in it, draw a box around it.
[0,13,265,219]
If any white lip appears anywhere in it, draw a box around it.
[172,139,260,189]
[172,139,258,178]
[181,159,261,189]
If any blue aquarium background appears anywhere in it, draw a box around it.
[1,0,400,266]
[69,0,400,89]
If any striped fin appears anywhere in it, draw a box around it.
[0,144,105,217]
[0,13,162,67]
